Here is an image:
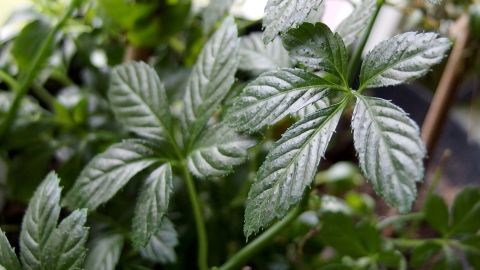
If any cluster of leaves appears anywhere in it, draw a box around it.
[0,172,88,270]
[1,0,476,269]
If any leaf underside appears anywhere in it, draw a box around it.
[64,140,159,210]
[244,103,344,237]
[352,96,425,212]
[359,32,451,89]
[262,0,324,44]
[187,124,255,178]
[225,68,333,133]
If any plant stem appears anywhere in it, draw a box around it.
[0,70,19,90]
[217,195,308,270]
[348,0,384,86]
[181,164,209,270]
[377,212,424,229]
[33,83,55,108]
[0,0,81,140]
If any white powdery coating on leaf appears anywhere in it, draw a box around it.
[262,0,324,43]
[109,62,171,142]
[140,218,178,264]
[239,32,290,75]
[85,234,124,270]
[360,32,451,89]
[225,68,332,133]
[244,104,343,237]
[336,0,376,47]
[352,96,425,212]
[187,124,255,178]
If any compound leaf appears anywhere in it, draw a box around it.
[0,230,21,270]
[139,218,178,264]
[352,96,425,213]
[64,140,160,210]
[225,68,334,133]
[282,22,348,84]
[336,0,376,47]
[42,209,89,270]
[132,164,173,248]
[20,172,61,270]
[109,62,172,143]
[239,33,290,75]
[244,103,344,237]
[85,234,124,270]
[187,124,255,178]
[359,32,451,89]
[181,17,239,144]
[262,0,324,43]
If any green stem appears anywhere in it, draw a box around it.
[217,195,308,270]
[0,70,19,90]
[33,83,55,108]
[182,164,209,270]
[0,0,81,140]
[377,212,424,229]
[347,0,385,86]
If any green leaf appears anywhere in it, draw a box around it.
[139,218,178,264]
[262,0,324,43]
[84,234,124,270]
[187,124,255,178]
[132,164,173,248]
[239,33,290,75]
[411,242,441,268]
[282,22,348,84]
[450,187,480,234]
[359,32,451,89]
[42,209,89,270]
[12,19,52,73]
[64,140,160,210]
[20,172,62,270]
[109,62,172,143]
[351,96,425,212]
[244,103,344,237]
[202,0,234,33]
[336,0,376,47]
[0,230,21,270]
[423,194,449,235]
[318,212,381,257]
[225,68,334,133]
[181,17,239,144]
